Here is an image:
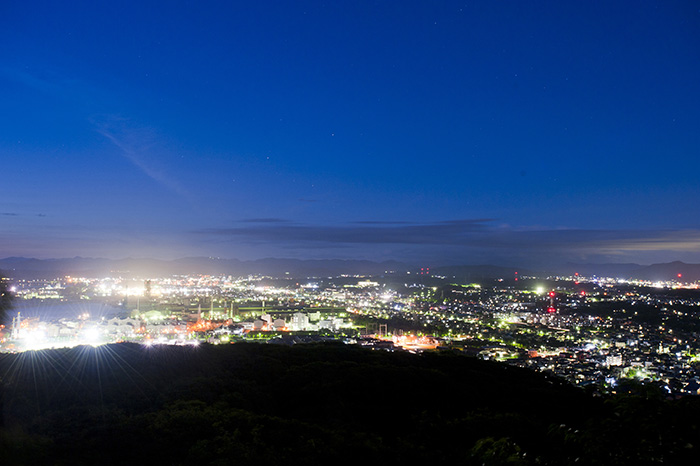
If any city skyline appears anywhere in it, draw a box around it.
[2,1,700,265]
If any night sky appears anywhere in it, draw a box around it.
[2,1,699,266]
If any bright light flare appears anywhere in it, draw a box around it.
[82,327,101,342]
[23,329,47,350]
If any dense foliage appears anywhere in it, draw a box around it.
[0,342,698,465]
[0,272,11,325]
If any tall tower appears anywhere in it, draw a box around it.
[11,312,21,339]
[547,291,556,313]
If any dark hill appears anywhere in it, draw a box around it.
[1,343,698,465]
[631,260,700,282]
[552,261,700,281]
[432,264,535,280]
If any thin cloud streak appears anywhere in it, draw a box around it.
[352,221,414,225]
[92,116,190,199]
[240,218,290,223]
[199,219,492,245]
[1,66,82,102]
[4,66,191,201]
[1,212,47,217]
[197,221,700,257]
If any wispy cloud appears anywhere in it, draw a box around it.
[2,66,74,98]
[352,220,413,225]
[199,219,493,245]
[3,65,191,201]
[195,220,700,264]
[1,65,102,112]
[466,228,700,253]
[1,212,47,217]
[240,218,290,223]
[91,115,189,198]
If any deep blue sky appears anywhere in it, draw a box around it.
[2,1,699,266]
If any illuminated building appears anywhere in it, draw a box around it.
[290,312,310,331]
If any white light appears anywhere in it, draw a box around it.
[83,327,100,341]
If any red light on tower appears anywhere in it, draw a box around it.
[547,291,556,313]
[678,273,682,279]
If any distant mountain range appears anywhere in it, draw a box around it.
[434,261,700,282]
[1,256,700,282]
[0,256,409,280]
[548,261,700,282]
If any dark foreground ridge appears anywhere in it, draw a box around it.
[1,342,699,465]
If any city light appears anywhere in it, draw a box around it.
[2,270,700,397]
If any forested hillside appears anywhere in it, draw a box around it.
[1,343,698,465]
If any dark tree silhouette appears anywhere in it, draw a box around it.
[0,272,10,326]
[0,271,11,428]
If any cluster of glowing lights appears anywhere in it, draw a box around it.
[144,337,200,347]
[9,326,110,351]
[387,334,438,350]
